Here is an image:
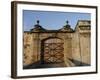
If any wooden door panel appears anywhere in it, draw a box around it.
[43,39,64,63]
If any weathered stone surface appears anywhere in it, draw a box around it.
[23,20,91,68]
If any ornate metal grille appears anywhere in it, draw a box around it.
[43,38,64,63]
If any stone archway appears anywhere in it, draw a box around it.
[41,38,66,67]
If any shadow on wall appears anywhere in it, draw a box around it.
[23,61,66,69]
[23,61,43,69]
[23,59,90,69]
[68,58,90,66]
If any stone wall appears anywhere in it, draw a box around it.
[23,20,91,67]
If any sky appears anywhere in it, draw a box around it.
[23,10,91,31]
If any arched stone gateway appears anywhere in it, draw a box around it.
[40,38,66,67]
[23,20,91,69]
[42,38,64,63]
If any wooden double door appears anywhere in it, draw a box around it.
[41,38,64,64]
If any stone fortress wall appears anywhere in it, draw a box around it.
[23,20,91,67]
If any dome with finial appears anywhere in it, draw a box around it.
[60,20,73,32]
[30,20,46,32]
[64,20,70,28]
[34,20,41,27]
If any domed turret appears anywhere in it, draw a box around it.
[60,20,73,32]
[30,20,45,32]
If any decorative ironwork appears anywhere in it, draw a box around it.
[43,38,64,63]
